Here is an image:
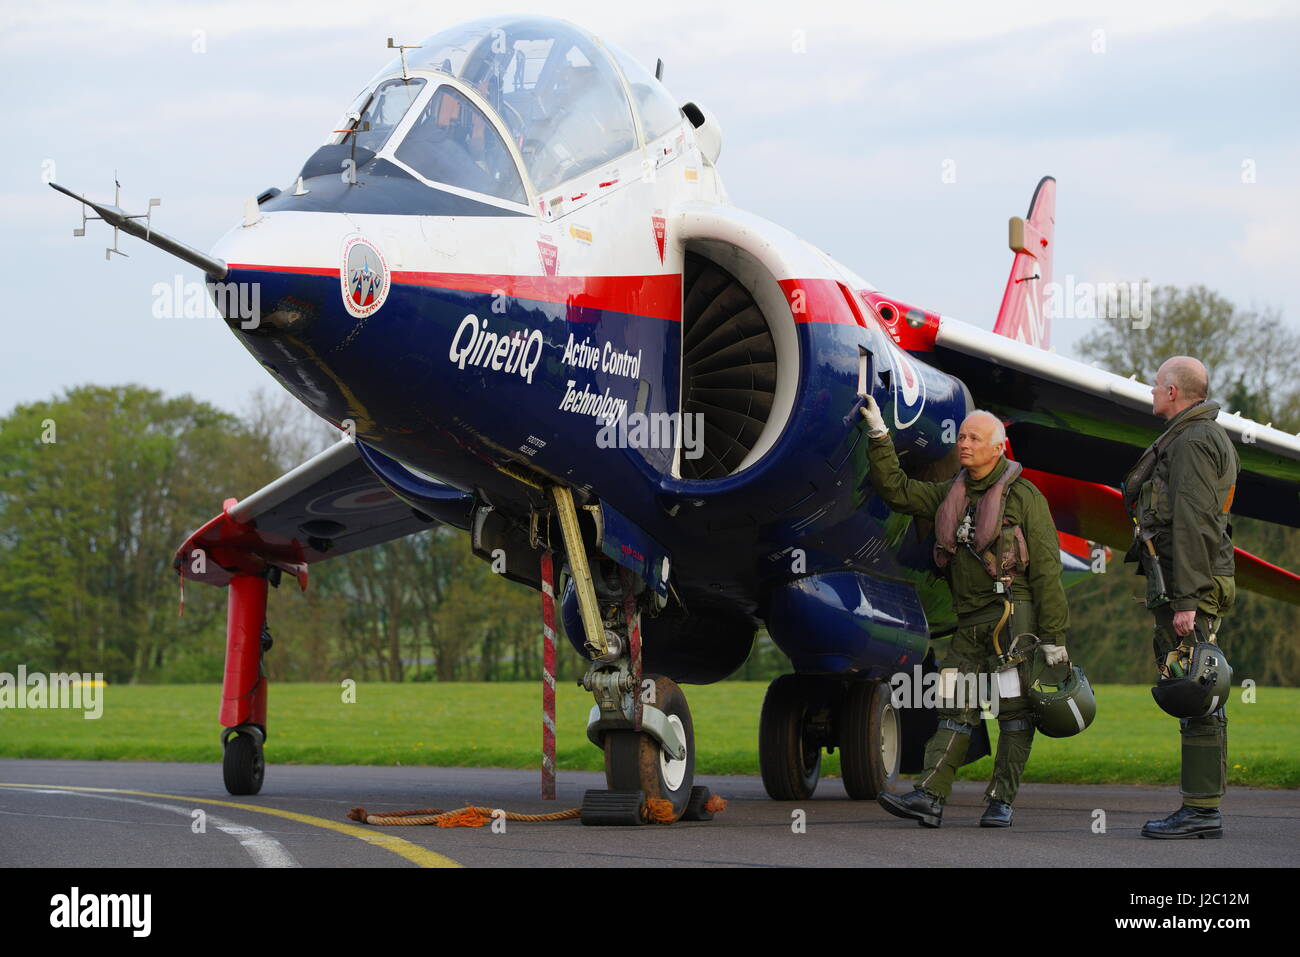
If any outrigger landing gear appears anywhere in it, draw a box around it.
[218,573,272,795]
[222,724,265,795]
[758,675,900,801]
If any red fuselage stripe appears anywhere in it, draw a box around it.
[227,263,684,322]
[227,265,890,327]
[228,263,339,278]
[777,277,863,326]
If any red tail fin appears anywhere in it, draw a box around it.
[993,176,1055,349]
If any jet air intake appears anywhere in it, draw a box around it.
[679,252,777,480]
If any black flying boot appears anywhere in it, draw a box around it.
[1141,805,1223,839]
[980,800,1014,828]
[877,788,944,828]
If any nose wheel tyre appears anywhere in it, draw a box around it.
[759,674,824,800]
[840,679,900,799]
[602,675,695,822]
[222,726,265,796]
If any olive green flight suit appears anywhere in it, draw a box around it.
[867,434,1070,804]
[1124,399,1239,809]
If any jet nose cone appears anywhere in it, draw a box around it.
[211,210,351,287]
[209,211,355,334]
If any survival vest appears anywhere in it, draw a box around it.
[933,459,1028,582]
[1122,406,1210,524]
[1121,400,1237,575]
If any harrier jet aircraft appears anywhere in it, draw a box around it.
[54,15,1300,824]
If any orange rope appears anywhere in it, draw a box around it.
[347,794,729,827]
[642,798,676,824]
[348,804,581,826]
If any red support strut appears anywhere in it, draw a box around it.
[221,574,269,732]
[539,550,557,800]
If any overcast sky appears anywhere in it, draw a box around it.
[5,0,1297,419]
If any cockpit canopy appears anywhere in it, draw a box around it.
[331,16,684,201]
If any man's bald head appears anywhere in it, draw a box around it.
[1158,356,1209,401]
[1152,356,1209,420]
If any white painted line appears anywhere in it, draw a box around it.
[19,789,299,868]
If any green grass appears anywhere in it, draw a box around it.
[0,682,1294,788]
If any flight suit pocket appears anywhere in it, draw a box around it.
[1138,477,1170,527]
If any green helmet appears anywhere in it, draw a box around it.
[1028,655,1097,738]
[1151,641,1232,718]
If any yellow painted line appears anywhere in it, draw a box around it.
[0,783,460,868]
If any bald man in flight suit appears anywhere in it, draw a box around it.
[1124,356,1239,840]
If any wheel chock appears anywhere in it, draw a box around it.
[680,785,715,821]
[580,788,645,826]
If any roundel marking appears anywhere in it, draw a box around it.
[890,348,927,430]
[306,484,397,516]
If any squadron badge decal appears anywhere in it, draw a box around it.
[340,236,390,319]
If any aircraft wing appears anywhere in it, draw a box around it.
[1023,466,1300,605]
[925,321,1300,605]
[174,439,439,588]
[933,319,1300,523]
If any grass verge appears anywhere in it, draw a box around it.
[0,682,1292,788]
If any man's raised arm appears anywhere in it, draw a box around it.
[860,395,948,520]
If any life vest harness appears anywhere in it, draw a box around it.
[934,459,1026,580]
[933,458,1029,656]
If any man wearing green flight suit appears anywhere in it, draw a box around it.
[1124,356,1239,840]
[861,399,1070,828]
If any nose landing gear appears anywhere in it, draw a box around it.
[597,674,696,822]
[581,661,706,825]
[547,486,715,825]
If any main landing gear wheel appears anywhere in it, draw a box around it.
[222,725,265,796]
[759,674,824,800]
[602,675,695,823]
[840,680,901,800]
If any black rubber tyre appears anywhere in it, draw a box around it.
[602,675,695,822]
[840,680,901,799]
[223,730,265,796]
[759,674,823,800]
